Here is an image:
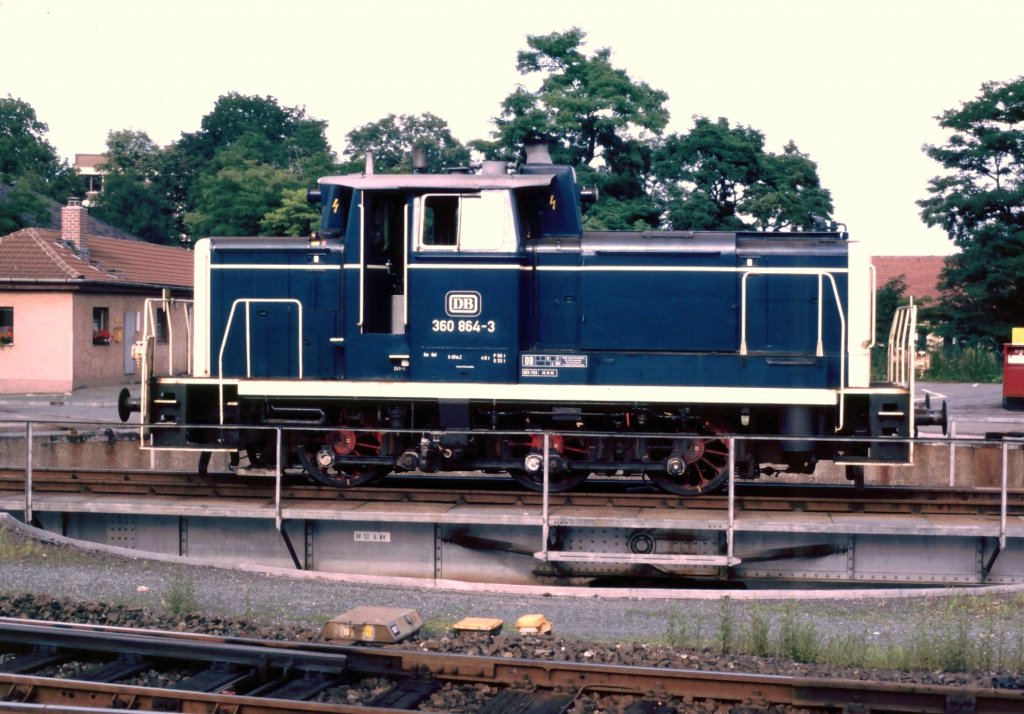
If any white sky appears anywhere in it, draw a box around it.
[3,0,1022,256]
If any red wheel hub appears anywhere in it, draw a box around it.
[530,434,565,453]
[330,430,358,456]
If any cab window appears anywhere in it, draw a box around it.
[416,190,517,252]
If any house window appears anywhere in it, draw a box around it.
[82,174,103,194]
[0,307,12,345]
[155,308,168,344]
[92,307,111,344]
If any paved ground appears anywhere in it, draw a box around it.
[0,385,134,427]
[917,382,1023,437]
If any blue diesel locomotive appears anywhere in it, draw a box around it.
[121,144,936,496]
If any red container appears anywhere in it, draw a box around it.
[1004,343,1024,409]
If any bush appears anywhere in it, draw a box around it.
[923,346,1002,383]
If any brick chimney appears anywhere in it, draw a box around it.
[61,198,90,258]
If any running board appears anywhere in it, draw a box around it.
[534,552,740,567]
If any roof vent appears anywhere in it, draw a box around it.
[480,160,509,176]
[524,141,553,165]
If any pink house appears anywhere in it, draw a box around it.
[0,201,193,393]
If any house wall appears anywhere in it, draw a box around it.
[72,294,192,389]
[0,292,75,393]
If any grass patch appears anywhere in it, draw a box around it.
[0,528,43,561]
[663,593,1024,673]
[163,573,199,616]
[419,616,453,636]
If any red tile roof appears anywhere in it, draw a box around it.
[74,154,107,171]
[872,255,948,302]
[0,227,192,288]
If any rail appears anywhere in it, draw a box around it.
[6,420,1023,574]
[6,618,1024,713]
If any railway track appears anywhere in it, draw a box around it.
[1,617,1023,713]
[2,466,1024,517]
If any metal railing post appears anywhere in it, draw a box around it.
[727,437,735,563]
[1000,441,1008,551]
[24,422,32,525]
[948,420,957,488]
[541,433,550,559]
[275,428,283,532]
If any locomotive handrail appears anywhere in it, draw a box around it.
[868,263,877,349]
[136,297,193,436]
[887,301,917,388]
[217,298,304,425]
[141,297,194,378]
[738,269,847,429]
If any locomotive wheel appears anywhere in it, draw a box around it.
[504,433,591,493]
[647,433,731,496]
[296,429,388,488]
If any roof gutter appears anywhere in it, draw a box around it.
[0,278,192,290]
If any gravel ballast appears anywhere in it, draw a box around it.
[3,515,1024,691]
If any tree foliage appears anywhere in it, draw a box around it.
[102,129,161,176]
[164,93,336,241]
[488,27,669,166]
[652,117,833,231]
[919,77,1024,345]
[341,113,470,173]
[185,158,297,237]
[90,129,178,244]
[259,188,319,237]
[0,96,79,231]
[483,27,669,229]
[92,170,176,244]
[0,180,48,234]
[875,275,909,347]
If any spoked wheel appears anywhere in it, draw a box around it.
[646,433,731,496]
[505,434,591,493]
[296,428,388,488]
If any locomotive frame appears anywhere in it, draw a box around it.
[121,145,942,496]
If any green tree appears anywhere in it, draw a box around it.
[875,275,909,347]
[341,113,470,173]
[483,28,669,229]
[185,156,296,237]
[652,117,833,231]
[0,96,79,230]
[919,77,1024,346]
[102,129,161,176]
[487,27,669,166]
[91,129,177,244]
[259,188,318,237]
[0,180,48,234]
[92,171,176,244]
[165,93,336,242]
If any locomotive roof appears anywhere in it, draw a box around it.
[317,173,555,191]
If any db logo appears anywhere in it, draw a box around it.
[445,291,481,317]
